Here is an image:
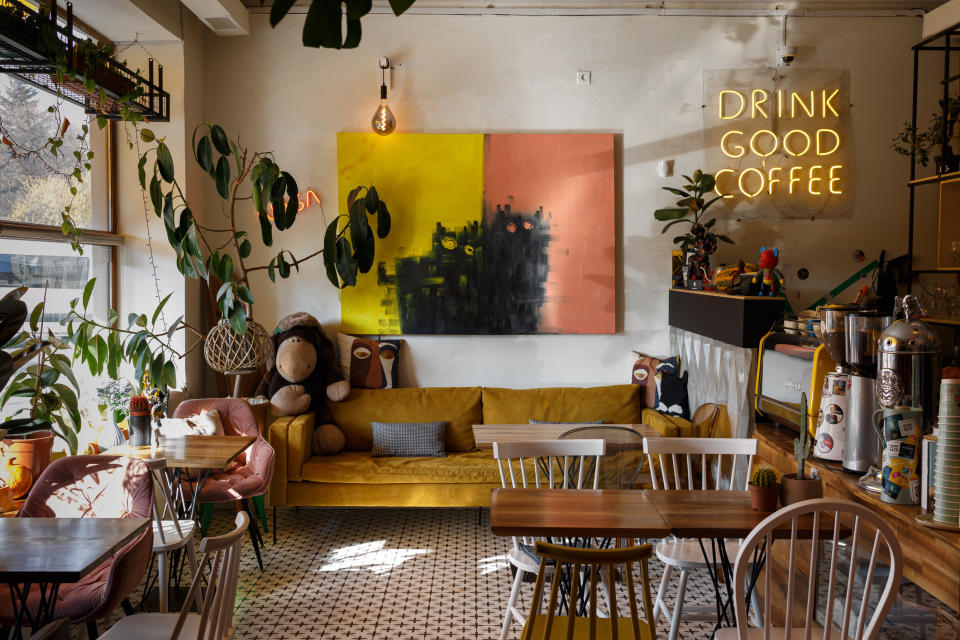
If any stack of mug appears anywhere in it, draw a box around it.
[935,379,960,525]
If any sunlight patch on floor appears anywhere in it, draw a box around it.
[319,540,431,574]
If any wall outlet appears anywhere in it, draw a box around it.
[577,70,591,86]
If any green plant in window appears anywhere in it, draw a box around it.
[0,291,81,455]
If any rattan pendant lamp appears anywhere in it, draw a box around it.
[203,306,270,397]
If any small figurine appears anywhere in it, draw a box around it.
[753,246,785,296]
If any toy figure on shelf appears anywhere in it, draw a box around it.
[754,247,785,297]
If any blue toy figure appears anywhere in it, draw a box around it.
[753,246,785,296]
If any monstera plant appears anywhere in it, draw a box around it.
[65,123,392,388]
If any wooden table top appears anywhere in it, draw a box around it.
[106,435,255,469]
[0,517,150,582]
[473,424,660,449]
[645,490,843,539]
[490,488,841,541]
[490,489,671,538]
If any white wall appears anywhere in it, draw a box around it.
[199,12,924,388]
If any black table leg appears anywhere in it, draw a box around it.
[7,580,61,640]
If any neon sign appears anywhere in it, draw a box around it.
[263,189,322,222]
[703,69,853,219]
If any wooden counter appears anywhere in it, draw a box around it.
[755,423,960,612]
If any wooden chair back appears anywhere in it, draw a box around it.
[493,440,606,491]
[522,540,656,640]
[143,458,185,547]
[732,498,903,640]
[170,511,249,640]
[642,437,756,491]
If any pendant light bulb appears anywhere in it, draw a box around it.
[372,85,396,136]
[372,58,396,136]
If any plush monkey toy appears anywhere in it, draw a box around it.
[255,312,350,423]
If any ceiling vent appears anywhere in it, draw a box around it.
[204,15,241,31]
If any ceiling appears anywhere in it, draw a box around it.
[63,0,947,45]
[241,0,945,11]
[69,0,183,42]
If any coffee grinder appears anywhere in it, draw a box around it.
[814,304,858,462]
[842,311,895,475]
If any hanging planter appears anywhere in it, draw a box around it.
[0,0,169,122]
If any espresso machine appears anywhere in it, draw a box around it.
[842,311,895,474]
[814,304,859,462]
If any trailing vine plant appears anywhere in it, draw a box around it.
[65,124,392,386]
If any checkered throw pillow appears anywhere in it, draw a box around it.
[371,421,447,457]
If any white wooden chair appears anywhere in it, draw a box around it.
[493,439,606,640]
[643,436,759,640]
[717,498,903,640]
[145,458,203,614]
[100,512,249,640]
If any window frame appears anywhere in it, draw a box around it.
[0,122,121,310]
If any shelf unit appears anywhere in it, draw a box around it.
[906,23,960,285]
[0,0,170,121]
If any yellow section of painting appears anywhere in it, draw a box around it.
[336,133,485,334]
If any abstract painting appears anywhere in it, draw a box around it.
[337,132,615,335]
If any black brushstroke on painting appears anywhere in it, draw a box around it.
[379,204,551,334]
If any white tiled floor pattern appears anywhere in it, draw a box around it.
[91,507,947,639]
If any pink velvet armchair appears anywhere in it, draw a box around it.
[0,455,154,640]
[173,398,275,569]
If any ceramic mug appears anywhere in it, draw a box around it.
[873,406,924,445]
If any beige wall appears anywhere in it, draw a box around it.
[193,12,925,388]
[115,12,209,392]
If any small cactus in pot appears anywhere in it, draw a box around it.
[127,394,152,447]
[748,464,780,511]
[780,392,824,506]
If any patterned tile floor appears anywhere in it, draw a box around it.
[86,507,949,639]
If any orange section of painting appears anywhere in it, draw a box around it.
[482,134,616,334]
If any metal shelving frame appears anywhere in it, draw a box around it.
[0,0,169,121]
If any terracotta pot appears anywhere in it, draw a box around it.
[2,429,54,483]
[748,483,780,511]
[780,473,823,506]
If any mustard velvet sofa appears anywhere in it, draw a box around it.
[266,384,691,509]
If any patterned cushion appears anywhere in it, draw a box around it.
[338,334,402,389]
[371,421,447,458]
[529,419,604,424]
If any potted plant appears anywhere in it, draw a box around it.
[654,170,733,287]
[748,464,780,511]
[892,97,960,173]
[780,392,824,505]
[0,295,82,474]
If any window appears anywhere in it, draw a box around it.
[0,73,117,311]
[0,74,109,231]
[0,74,120,442]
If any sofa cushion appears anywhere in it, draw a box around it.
[482,385,643,425]
[329,387,482,452]
[301,449,500,484]
[371,421,447,457]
